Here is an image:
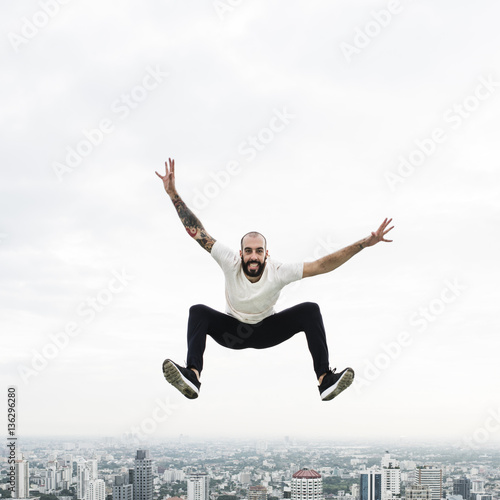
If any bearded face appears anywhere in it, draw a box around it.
[241,254,267,278]
[240,234,268,280]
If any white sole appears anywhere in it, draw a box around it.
[162,360,199,399]
[321,368,354,401]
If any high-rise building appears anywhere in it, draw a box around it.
[113,475,133,500]
[62,454,74,469]
[291,468,323,500]
[240,472,252,485]
[44,460,70,492]
[46,462,58,492]
[14,455,29,499]
[77,460,92,500]
[417,467,442,500]
[187,472,210,500]
[383,469,401,498]
[469,479,491,500]
[350,484,359,500]
[163,470,185,482]
[86,480,105,500]
[381,453,399,470]
[87,459,98,481]
[405,485,431,500]
[256,441,268,454]
[60,465,72,490]
[381,453,400,498]
[360,472,382,500]
[249,486,268,500]
[453,478,471,500]
[134,450,153,500]
[471,481,485,494]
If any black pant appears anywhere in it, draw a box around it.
[186,302,330,378]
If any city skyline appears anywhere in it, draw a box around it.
[2,441,499,500]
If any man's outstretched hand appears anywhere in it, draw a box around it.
[363,218,394,247]
[155,158,176,197]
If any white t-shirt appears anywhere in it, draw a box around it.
[211,240,303,324]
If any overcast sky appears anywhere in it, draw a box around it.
[1,0,499,448]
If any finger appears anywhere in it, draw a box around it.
[382,238,393,242]
[171,158,175,175]
[378,219,388,231]
[165,161,169,175]
[383,225,395,235]
[155,171,164,179]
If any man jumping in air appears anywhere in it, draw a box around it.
[156,158,394,401]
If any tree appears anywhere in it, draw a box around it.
[323,477,357,495]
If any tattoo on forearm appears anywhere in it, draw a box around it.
[195,233,214,251]
[172,195,200,230]
[172,195,214,251]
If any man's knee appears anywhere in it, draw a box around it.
[300,301,321,314]
[189,304,212,316]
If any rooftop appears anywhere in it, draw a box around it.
[293,468,321,479]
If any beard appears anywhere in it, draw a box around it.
[241,257,267,278]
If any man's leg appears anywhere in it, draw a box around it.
[163,304,259,399]
[185,303,246,375]
[242,302,330,380]
[165,302,352,400]
[235,301,354,401]
[186,302,330,379]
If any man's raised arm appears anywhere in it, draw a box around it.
[302,218,394,278]
[155,158,216,253]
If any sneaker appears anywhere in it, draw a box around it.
[162,359,201,399]
[318,367,354,401]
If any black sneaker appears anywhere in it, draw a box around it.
[318,367,354,401]
[162,359,201,399]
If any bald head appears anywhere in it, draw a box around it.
[240,231,267,252]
